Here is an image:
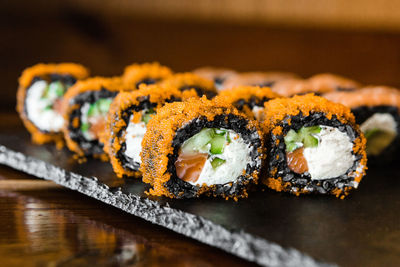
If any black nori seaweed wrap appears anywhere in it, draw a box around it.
[62,77,133,159]
[140,97,266,199]
[261,94,367,198]
[324,86,400,165]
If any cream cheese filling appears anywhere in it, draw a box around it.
[25,80,64,132]
[360,113,397,135]
[124,114,147,164]
[303,126,355,180]
[190,130,252,186]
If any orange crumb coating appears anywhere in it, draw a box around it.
[62,77,134,159]
[160,72,217,97]
[308,73,361,92]
[140,96,266,199]
[323,85,400,110]
[102,84,188,178]
[16,63,89,145]
[221,72,299,90]
[215,85,282,119]
[272,73,361,97]
[261,94,367,198]
[122,62,173,88]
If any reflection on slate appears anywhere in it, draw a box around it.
[1,130,400,267]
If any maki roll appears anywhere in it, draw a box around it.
[62,77,133,159]
[102,84,196,178]
[324,86,400,163]
[262,94,367,198]
[222,72,299,90]
[140,97,265,199]
[160,73,217,98]
[215,86,281,120]
[122,62,173,89]
[17,63,89,145]
[272,73,360,97]
[308,73,360,92]
[192,67,237,91]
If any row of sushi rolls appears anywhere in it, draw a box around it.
[16,62,400,200]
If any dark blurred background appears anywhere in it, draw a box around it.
[2,0,400,111]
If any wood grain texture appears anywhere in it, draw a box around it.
[0,164,255,267]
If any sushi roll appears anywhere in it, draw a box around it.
[215,86,281,120]
[140,97,266,199]
[308,73,360,92]
[221,72,299,90]
[102,84,197,178]
[17,63,89,146]
[192,67,237,91]
[323,86,400,163]
[262,94,367,198]
[160,73,217,98]
[122,62,173,89]
[62,77,133,159]
[272,73,360,97]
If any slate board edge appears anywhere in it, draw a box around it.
[0,145,332,267]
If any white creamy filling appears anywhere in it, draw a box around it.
[190,130,252,186]
[252,105,264,120]
[25,80,64,132]
[303,126,355,180]
[80,102,95,141]
[124,115,147,164]
[360,113,397,135]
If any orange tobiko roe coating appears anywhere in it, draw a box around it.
[122,62,173,88]
[140,96,266,199]
[323,85,400,110]
[272,73,361,97]
[16,63,89,146]
[215,85,282,119]
[221,71,299,90]
[192,67,237,90]
[159,72,217,97]
[61,77,134,160]
[261,94,367,198]
[102,83,195,178]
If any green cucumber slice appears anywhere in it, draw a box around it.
[87,103,98,116]
[303,135,319,148]
[284,129,301,143]
[81,122,90,132]
[98,99,112,114]
[286,142,300,153]
[213,129,226,136]
[141,109,156,124]
[211,157,226,169]
[181,128,214,153]
[284,126,321,152]
[210,135,226,154]
[365,128,379,139]
[49,81,65,97]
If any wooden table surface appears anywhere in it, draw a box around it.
[0,113,256,267]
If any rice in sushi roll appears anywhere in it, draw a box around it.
[123,62,173,89]
[62,77,133,159]
[140,97,266,199]
[215,86,281,120]
[262,94,367,198]
[102,84,197,178]
[160,73,217,98]
[17,63,89,146]
[324,86,400,163]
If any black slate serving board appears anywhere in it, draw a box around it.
[1,128,399,267]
